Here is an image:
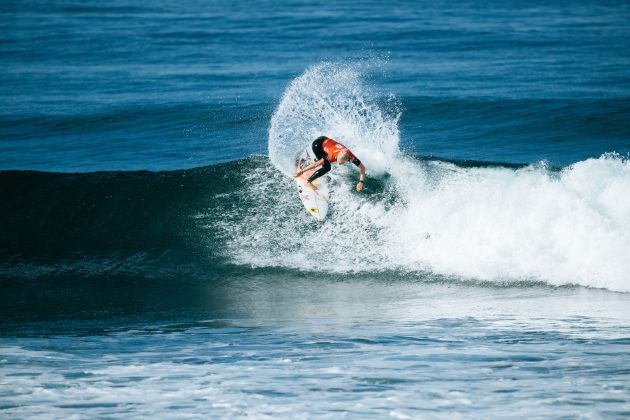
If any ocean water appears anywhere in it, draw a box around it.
[1,0,630,417]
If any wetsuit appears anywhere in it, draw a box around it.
[307,136,362,183]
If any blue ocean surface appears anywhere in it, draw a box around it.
[1,0,630,417]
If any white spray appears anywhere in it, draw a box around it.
[225,63,630,292]
[268,62,400,176]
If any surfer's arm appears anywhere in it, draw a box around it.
[356,163,366,192]
[295,158,324,177]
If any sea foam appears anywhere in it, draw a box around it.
[259,64,630,292]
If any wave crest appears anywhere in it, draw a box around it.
[268,62,401,175]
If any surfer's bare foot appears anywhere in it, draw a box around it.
[307,182,318,191]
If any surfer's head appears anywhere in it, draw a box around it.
[336,151,350,165]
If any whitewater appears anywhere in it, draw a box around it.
[252,64,630,292]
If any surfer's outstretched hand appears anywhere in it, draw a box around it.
[294,169,303,177]
[356,182,364,192]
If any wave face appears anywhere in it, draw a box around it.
[2,154,628,294]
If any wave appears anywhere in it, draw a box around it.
[1,152,629,292]
[224,154,630,293]
[2,64,629,293]
[260,64,630,292]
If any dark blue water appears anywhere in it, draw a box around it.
[1,0,629,171]
[1,0,630,417]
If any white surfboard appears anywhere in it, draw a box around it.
[295,146,329,221]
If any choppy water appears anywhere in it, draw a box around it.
[1,0,630,417]
[3,284,630,418]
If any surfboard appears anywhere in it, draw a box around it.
[295,146,329,221]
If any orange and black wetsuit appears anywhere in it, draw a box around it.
[307,136,362,183]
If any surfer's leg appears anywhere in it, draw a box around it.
[307,159,331,183]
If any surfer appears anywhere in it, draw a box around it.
[294,136,366,192]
